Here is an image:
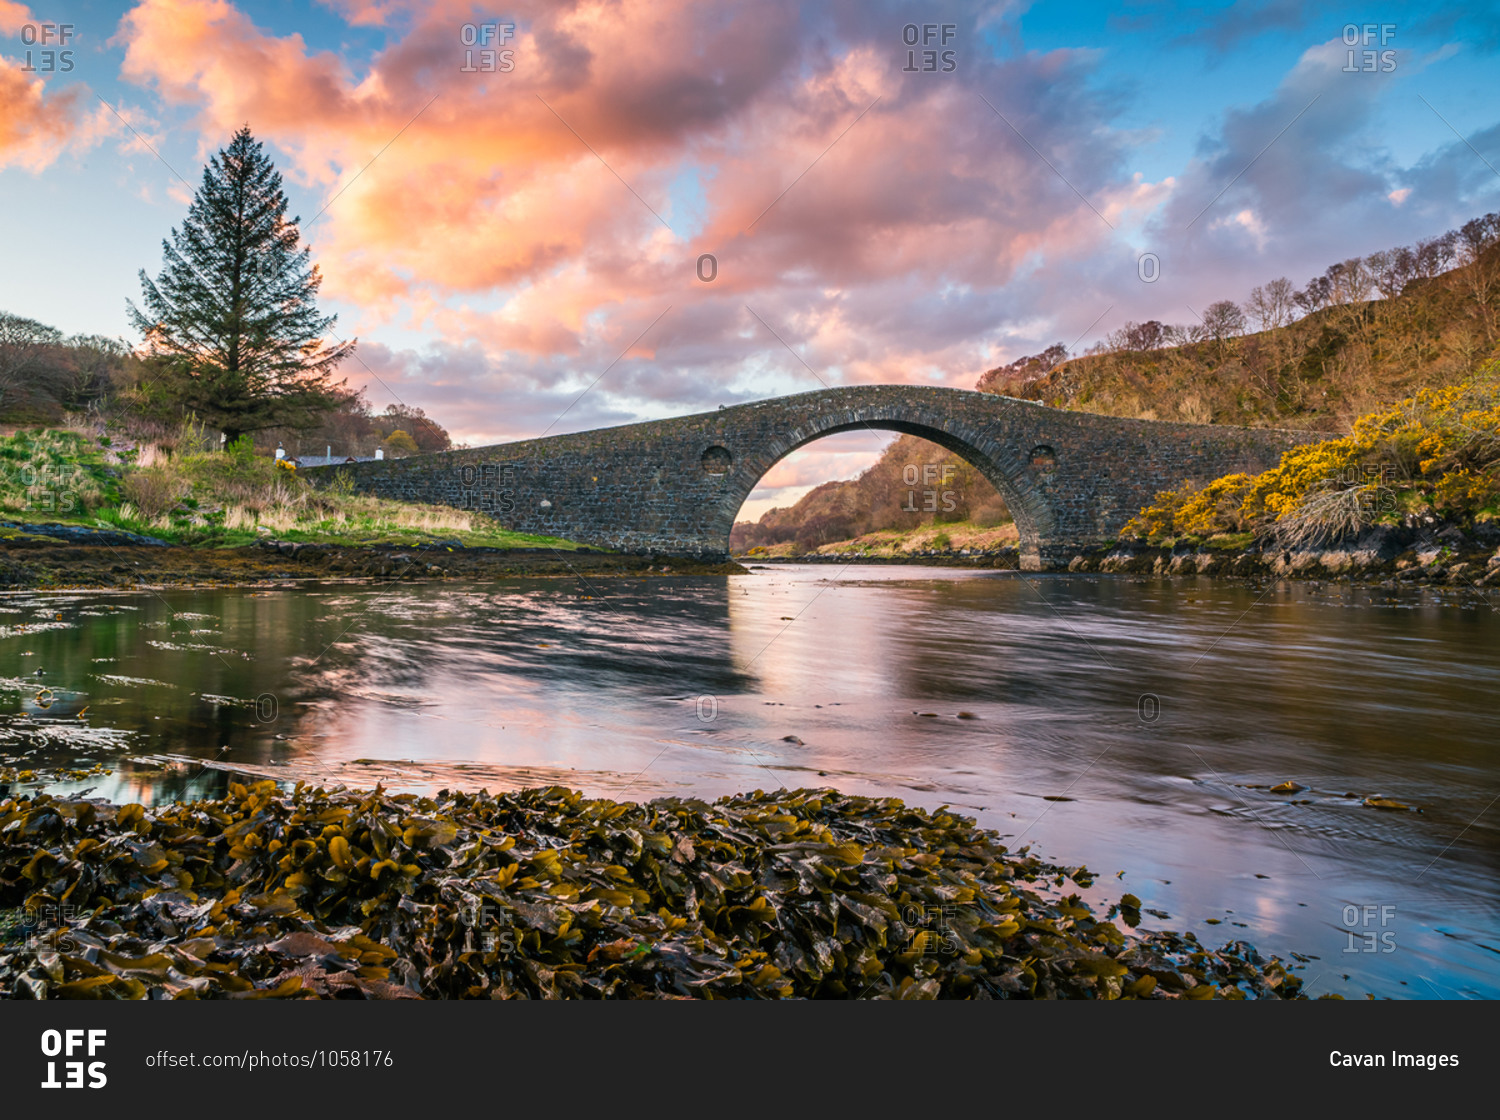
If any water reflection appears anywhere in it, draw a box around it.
[2,568,1497,999]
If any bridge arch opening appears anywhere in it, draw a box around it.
[711,414,1054,558]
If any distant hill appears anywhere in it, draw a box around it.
[730,433,1009,553]
[979,212,1500,432]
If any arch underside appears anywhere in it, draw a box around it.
[711,415,1052,555]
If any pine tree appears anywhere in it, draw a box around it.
[129,126,354,446]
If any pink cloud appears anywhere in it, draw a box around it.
[113,0,1275,456]
[315,0,402,28]
[0,2,110,173]
[0,1,33,34]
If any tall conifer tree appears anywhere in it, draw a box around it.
[129,126,354,446]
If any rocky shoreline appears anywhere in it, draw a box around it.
[744,521,1500,589]
[1073,526,1500,588]
[6,519,1498,592]
[0,524,742,589]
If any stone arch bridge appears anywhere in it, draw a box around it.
[311,386,1311,570]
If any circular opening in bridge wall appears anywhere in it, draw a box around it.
[1029,445,1057,472]
[701,446,733,475]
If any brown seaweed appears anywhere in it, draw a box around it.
[0,777,1311,1000]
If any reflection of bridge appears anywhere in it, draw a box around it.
[311,386,1311,569]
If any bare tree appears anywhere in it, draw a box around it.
[0,312,63,410]
[1452,211,1500,342]
[1247,277,1296,330]
[1163,322,1207,345]
[1325,257,1375,305]
[975,343,1068,392]
[1414,232,1458,278]
[1457,212,1500,262]
[1201,299,1247,340]
[1105,320,1167,352]
[1125,320,1167,350]
[59,334,127,410]
[1368,247,1419,300]
[1294,275,1331,315]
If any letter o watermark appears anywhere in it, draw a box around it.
[1137,693,1160,724]
[256,693,278,723]
[696,253,718,282]
[1138,252,1161,283]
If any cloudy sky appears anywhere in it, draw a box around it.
[3,0,1498,519]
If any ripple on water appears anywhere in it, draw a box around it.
[92,674,180,689]
[3,722,136,749]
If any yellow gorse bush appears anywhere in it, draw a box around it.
[1123,362,1500,541]
[1159,473,1256,537]
[1240,442,1362,522]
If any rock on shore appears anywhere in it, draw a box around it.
[745,522,1500,588]
[1074,522,1500,588]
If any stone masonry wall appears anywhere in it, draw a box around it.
[305,386,1316,569]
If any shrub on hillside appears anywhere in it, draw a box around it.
[1123,363,1500,543]
[121,465,189,520]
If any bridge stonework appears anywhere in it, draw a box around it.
[311,386,1313,570]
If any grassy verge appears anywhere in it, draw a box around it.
[0,428,118,513]
[0,427,588,552]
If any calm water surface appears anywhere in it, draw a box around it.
[3,565,1497,999]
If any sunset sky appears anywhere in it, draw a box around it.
[3,0,1498,518]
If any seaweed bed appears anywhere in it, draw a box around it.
[0,774,1315,999]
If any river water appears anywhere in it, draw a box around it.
[3,565,1497,999]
